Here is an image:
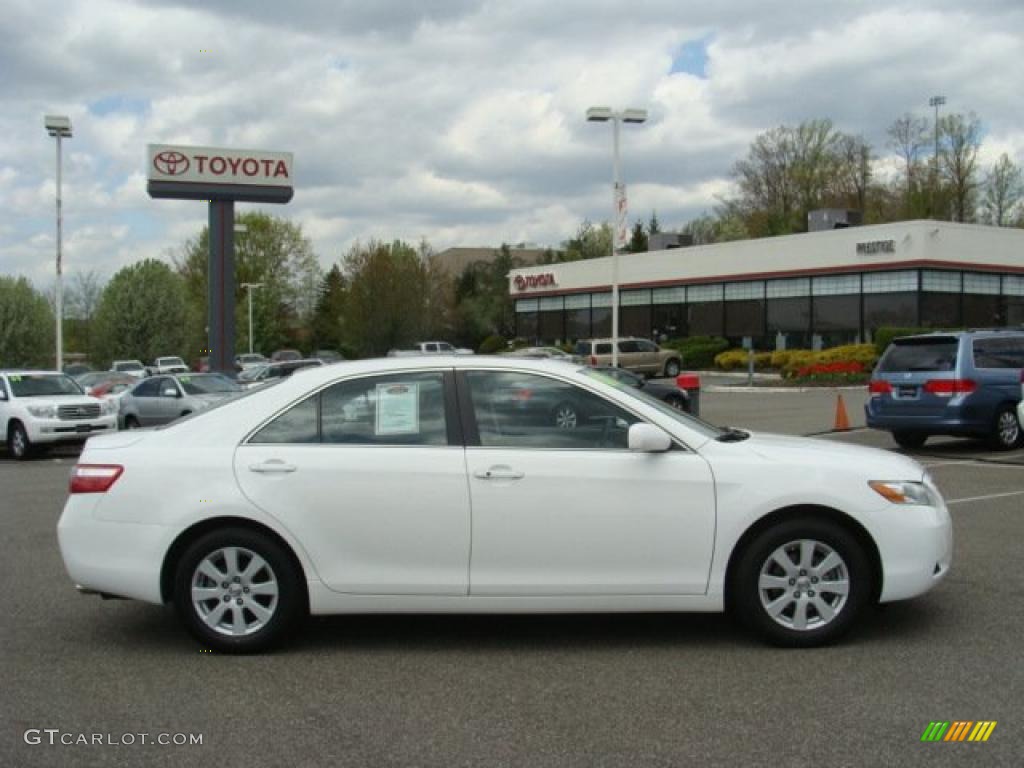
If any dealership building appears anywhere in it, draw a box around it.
[508,220,1024,349]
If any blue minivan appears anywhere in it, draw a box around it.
[866,329,1024,450]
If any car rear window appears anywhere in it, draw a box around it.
[878,337,959,372]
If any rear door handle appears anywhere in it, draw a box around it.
[474,467,525,481]
[249,460,297,474]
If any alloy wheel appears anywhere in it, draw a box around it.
[190,547,280,637]
[757,539,850,631]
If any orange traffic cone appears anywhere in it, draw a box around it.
[833,394,851,431]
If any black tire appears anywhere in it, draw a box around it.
[173,527,305,654]
[124,415,140,430]
[7,421,34,460]
[551,401,579,429]
[990,405,1022,451]
[730,517,871,648]
[663,358,681,378]
[892,430,927,449]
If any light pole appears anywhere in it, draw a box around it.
[240,282,263,354]
[45,115,72,371]
[929,95,945,217]
[586,106,647,367]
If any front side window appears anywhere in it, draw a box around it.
[132,378,163,398]
[973,337,1024,369]
[251,396,319,444]
[179,374,242,395]
[636,340,659,353]
[618,340,640,353]
[464,371,639,450]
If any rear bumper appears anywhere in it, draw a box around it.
[864,404,989,435]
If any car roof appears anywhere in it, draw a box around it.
[0,369,64,376]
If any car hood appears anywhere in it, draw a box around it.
[13,395,103,408]
[82,431,151,452]
[734,430,926,481]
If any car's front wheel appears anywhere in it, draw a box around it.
[663,358,681,378]
[124,415,140,430]
[173,527,305,653]
[990,405,1022,451]
[7,421,34,460]
[731,518,871,647]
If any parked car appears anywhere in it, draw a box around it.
[235,353,269,371]
[574,338,681,378]
[75,372,137,398]
[120,373,243,429]
[866,329,1024,450]
[591,366,690,412]
[270,349,303,362]
[59,357,951,653]
[63,363,93,377]
[237,359,325,389]
[150,356,190,375]
[388,342,474,356]
[503,346,580,362]
[1,370,118,459]
[110,360,148,379]
[313,349,345,364]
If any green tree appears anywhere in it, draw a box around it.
[174,212,322,356]
[980,153,1022,226]
[64,269,105,361]
[0,276,54,368]
[310,265,347,352]
[562,220,613,261]
[626,219,648,253]
[940,113,982,222]
[92,259,188,367]
[453,243,521,346]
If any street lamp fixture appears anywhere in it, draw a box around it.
[44,115,72,372]
[240,282,263,355]
[586,105,648,367]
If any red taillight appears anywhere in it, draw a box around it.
[923,379,977,396]
[69,464,124,494]
[868,380,893,395]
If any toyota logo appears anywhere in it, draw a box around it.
[153,151,190,176]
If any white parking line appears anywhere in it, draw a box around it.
[946,490,1024,506]
[922,459,1024,469]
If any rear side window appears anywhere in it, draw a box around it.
[595,343,613,355]
[618,340,640,353]
[878,338,959,372]
[973,337,1024,369]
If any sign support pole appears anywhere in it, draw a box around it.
[207,200,236,374]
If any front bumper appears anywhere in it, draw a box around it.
[875,495,953,603]
[25,414,118,444]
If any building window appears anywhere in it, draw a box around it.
[564,293,590,310]
[766,278,811,299]
[725,299,765,342]
[687,283,724,303]
[862,270,918,293]
[724,281,765,301]
[963,273,1000,295]
[767,297,811,348]
[812,274,860,296]
[515,299,539,313]
[652,286,686,304]
[592,292,612,308]
[620,289,651,306]
[1003,275,1024,297]
[538,310,564,343]
[920,293,961,328]
[652,303,685,340]
[812,295,860,346]
[864,293,918,334]
[565,308,591,341]
[963,295,1002,327]
[688,302,724,337]
[592,307,612,336]
[516,312,539,340]
[539,296,564,312]
[921,270,962,293]
[620,306,652,338]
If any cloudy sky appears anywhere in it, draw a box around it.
[2,0,1022,286]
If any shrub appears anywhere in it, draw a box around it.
[663,336,729,369]
[714,348,772,370]
[478,334,506,354]
[873,326,934,355]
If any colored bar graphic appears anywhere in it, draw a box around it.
[921,720,996,742]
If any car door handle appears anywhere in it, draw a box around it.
[249,460,297,474]
[474,467,525,481]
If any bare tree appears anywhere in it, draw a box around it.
[886,114,928,217]
[66,269,104,321]
[979,153,1022,226]
[940,113,982,222]
[836,133,873,213]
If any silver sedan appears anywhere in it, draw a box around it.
[119,373,243,429]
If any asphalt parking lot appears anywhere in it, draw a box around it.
[1,385,1022,767]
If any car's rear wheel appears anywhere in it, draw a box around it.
[124,415,140,430]
[173,527,305,653]
[990,405,1022,451]
[7,422,34,460]
[665,394,688,412]
[731,518,871,647]
[663,358,681,378]
[892,430,927,449]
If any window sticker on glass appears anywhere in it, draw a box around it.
[375,382,420,435]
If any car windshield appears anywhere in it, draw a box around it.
[115,362,144,371]
[878,338,959,372]
[580,368,722,439]
[7,374,84,397]
[238,364,268,381]
[239,354,264,363]
[177,374,242,395]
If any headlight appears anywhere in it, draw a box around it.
[26,405,57,419]
[100,399,118,415]
[869,480,937,506]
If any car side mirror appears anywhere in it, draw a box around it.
[162,387,180,398]
[628,423,672,453]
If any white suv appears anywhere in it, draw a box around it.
[0,371,119,460]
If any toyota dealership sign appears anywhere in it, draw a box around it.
[147,144,293,203]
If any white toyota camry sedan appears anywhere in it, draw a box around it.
[58,357,952,653]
